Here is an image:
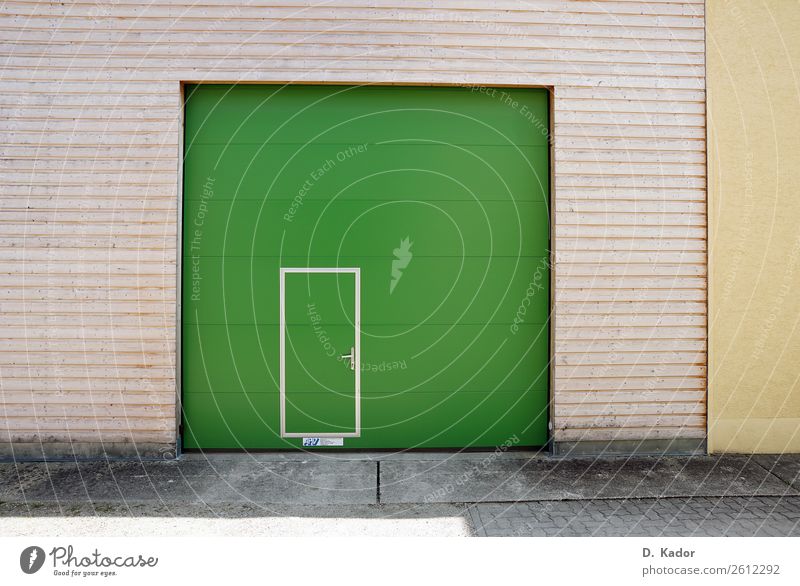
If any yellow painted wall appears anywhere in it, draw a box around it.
[708,0,800,453]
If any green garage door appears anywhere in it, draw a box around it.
[182,84,550,449]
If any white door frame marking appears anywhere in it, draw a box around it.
[279,267,361,438]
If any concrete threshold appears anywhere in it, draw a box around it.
[0,454,797,507]
[178,449,548,463]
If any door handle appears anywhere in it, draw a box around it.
[340,346,355,370]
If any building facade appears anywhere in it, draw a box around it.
[707,0,800,454]
[0,1,720,458]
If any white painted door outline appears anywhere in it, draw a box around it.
[279,267,361,438]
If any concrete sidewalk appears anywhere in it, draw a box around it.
[1,453,799,536]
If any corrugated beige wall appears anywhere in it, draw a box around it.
[707,0,800,454]
[0,1,707,455]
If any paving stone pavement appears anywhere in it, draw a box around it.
[467,495,800,537]
[2,454,799,536]
[0,502,475,537]
[2,496,799,537]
